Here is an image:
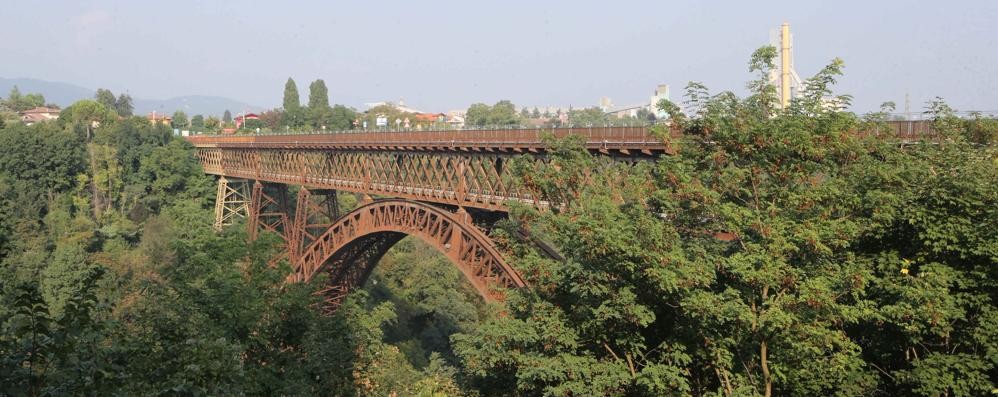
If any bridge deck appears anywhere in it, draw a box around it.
[186,126,672,154]
[187,122,938,212]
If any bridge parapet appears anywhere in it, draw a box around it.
[186,126,673,154]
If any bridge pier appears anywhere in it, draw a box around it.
[247,181,291,242]
[289,187,340,265]
[213,177,251,231]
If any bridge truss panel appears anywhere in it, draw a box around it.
[291,199,525,313]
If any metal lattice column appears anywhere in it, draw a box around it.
[213,177,251,231]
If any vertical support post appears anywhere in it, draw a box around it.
[248,181,292,243]
[213,176,250,231]
[455,156,467,203]
[248,181,263,241]
[290,187,342,266]
[290,187,312,265]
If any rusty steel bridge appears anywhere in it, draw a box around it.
[187,121,935,312]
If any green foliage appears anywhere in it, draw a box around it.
[452,48,996,396]
[283,77,301,111]
[58,100,117,141]
[0,122,86,195]
[94,88,116,110]
[114,93,134,117]
[308,79,330,109]
[171,110,188,129]
[466,100,520,127]
[190,114,204,129]
[4,86,46,112]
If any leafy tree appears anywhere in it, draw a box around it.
[94,88,116,110]
[308,79,329,109]
[845,101,998,396]
[222,109,232,123]
[328,105,356,131]
[520,107,530,118]
[532,107,541,118]
[283,77,301,111]
[258,110,282,130]
[465,103,490,127]
[567,107,608,126]
[0,122,85,196]
[58,100,116,141]
[171,110,188,129]
[114,94,133,117]
[5,86,46,112]
[190,114,204,129]
[488,100,518,125]
[204,116,220,131]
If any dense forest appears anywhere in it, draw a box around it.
[1,48,996,396]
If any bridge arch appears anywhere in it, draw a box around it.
[290,199,526,311]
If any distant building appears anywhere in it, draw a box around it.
[596,84,670,120]
[147,112,172,126]
[18,106,60,125]
[768,23,804,108]
[364,99,425,114]
[234,113,260,128]
[649,84,670,119]
[445,111,465,128]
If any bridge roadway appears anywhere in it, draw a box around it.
[188,126,669,212]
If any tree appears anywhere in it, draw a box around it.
[258,110,282,130]
[205,116,220,130]
[532,107,541,118]
[222,110,232,123]
[94,88,117,110]
[465,103,490,127]
[283,77,300,111]
[489,100,518,125]
[567,107,607,126]
[115,94,134,117]
[307,79,329,109]
[5,86,46,112]
[520,107,531,118]
[281,78,305,129]
[171,111,188,129]
[190,114,204,129]
[328,105,356,130]
[0,122,86,195]
[58,100,117,141]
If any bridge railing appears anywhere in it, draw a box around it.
[187,126,672,149]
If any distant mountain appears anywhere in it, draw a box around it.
[0,77,262,117]
[132,95,262,118]
[0,77,93,107]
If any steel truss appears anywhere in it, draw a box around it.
[213,177,251,230]
[197,149,545,211]
[290,199,525,312]
[212,175,524,314]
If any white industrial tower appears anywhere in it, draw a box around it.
[769,23,804,108]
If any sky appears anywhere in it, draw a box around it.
[1,0,996,114]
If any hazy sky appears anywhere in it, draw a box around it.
[1,0,995,113]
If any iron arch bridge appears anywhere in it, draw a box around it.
[191,127,669,312]
[186,122,931,311]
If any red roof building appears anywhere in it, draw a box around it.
[234,113,260,128]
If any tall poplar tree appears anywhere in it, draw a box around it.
[308,79,329,109]
[282,78,303,129]
[283,78,300,111]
